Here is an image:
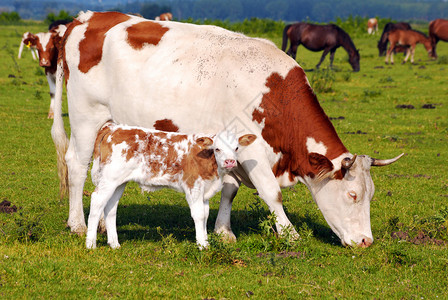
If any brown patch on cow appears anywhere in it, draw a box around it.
[252,67,347,180]
[153,119,179,132]
[308,152,334,178]
[77,12,131,73]
[126,21,169,50]
[182,144,218,189]
[276,191,282,204]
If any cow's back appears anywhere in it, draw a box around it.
[62,12,298,136]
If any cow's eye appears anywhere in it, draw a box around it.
[348,191,357,202]
[215,148,221,153]
[235,147,239,152]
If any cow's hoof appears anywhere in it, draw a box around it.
[108,242,120,249]
[86,239,96,249]
[68,223,87,236]
[214,228,237,243]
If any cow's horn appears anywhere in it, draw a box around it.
[341,154,357,169]
[371,153,404,166]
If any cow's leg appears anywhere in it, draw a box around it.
[86,185,118,249]
[45,72,56,119]
[316,48,330,69]
[65,122,102,234]
[238,148,297,238]
[185,186,209,249]
[214,173,241,241]
[104,183,126,249]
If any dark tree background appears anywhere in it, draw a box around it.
[2,0,448,22]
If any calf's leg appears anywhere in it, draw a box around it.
[104,183,126,249]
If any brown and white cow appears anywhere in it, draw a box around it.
[155,12,172,21]
[52,11,403,247]
[86,122,256,249]
[21,24,68,119]
[367,18,378,35]
[18,32,38,60]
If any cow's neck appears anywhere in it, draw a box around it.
[252,66,348,183]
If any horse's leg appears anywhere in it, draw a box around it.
[287,43,299,60]
[386,42,395,64]
[316,49,330,69]
[403,46,412,64]
[329,49,336,68]
[410,45,416,64]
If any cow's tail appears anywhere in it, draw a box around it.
[281,24,292,52]
[51,59,69,199]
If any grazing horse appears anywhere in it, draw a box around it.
[429,19,448,59]
[367,18,378,35]
[385,29,433,64]
[282,23,360,72]
[378,22,412,56]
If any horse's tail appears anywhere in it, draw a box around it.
[281,24,292,52]
[51,59,69,199]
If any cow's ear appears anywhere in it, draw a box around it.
[238,134,257,146]
[24,34,38,46]
[308,152,334,179]
[196,137,213,149]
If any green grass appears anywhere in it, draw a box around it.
[1,21,448,298]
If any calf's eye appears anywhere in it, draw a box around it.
[215,148,221,153]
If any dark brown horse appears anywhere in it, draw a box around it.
[429,19,448,59]
[378,22,412,56]
[385,29,432,64]
[282,23,360,72]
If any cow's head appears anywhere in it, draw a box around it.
[196,131,257,174]
[22,32,57,67]
[307,153,403,247]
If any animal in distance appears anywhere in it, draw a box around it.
[282,22,360,72]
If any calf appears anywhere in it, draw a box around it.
[20,22,68,118]
[86,122,256,249]
[18,32,38,60]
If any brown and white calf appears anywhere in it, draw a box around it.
[18,32,38,60]
[85,122,256,249]
[155,12,172,21]
[367,18,378,35]
[20,23,68,118]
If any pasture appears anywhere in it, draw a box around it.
[1,20,448,298]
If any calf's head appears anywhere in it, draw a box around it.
[308,153,403,247]
[23,31,57,67]
[196,131,257,173]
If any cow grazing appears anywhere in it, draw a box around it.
[53,11,403,248]
[18,32,38,60]
[367,18,378,35]
[85,122,256,249]
[155,12,172,21]
[21,23,68,118]
[429,19,448,59]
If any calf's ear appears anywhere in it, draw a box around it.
[196,137,213,149]
[238,134,257,146]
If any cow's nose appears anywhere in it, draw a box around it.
[358,237,373,248]
[40,59,50,67]
[224,159,236,169]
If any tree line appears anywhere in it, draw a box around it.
[3,0,448,22]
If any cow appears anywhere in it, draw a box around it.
[85,122,256,249]
[21,23,68,119]
[155,12,172,21]
[367,18,378,35]
[52,11,403,248]
[18,32,38,60]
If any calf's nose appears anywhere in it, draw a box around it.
[224,159,236,169]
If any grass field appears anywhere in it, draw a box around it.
[1,21,447,298]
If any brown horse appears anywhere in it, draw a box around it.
[385,29,433,64]
[429,19,448,59]
[282,23,360,72]
[378,22,412,56]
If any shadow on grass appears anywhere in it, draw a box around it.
[105,201,337,246]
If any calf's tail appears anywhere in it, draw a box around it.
[281,24,292,52]
[51,60,69,199]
